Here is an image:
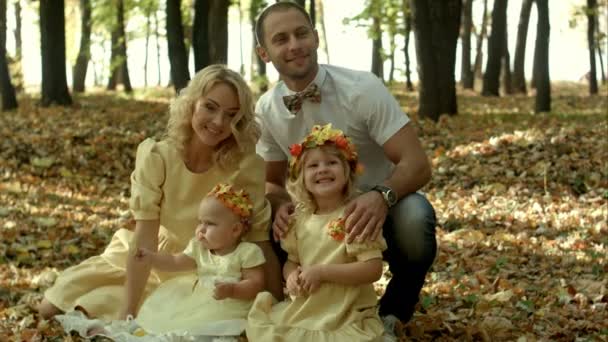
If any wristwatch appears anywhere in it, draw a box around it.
[371,185,397,208]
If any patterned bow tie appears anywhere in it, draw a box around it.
[282,84,321,114]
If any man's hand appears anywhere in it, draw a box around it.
[213,282,234,300]
[272,202,294,241]
[298,265,325,294]
[344,191,388,243]
[286,267,303,297]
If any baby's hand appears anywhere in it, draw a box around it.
[134,248,152,262]
[299,265,324,294]
[286,267,303,297]
[213,282,234,300]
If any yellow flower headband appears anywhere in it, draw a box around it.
[208,183,253,223]
[288,123,361,180]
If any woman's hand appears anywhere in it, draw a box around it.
[298,265,325,294]
[286,267,303,297]
[272,202,295,241]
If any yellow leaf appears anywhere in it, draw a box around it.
[37,240,53,249]
[63,245,80,255]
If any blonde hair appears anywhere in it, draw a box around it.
[165,64,260,170]
[287,145,357,214]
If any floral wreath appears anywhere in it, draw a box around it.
[208,183,253,223]
[288,123,362,180]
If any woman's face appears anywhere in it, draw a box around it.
[191,82,240,147]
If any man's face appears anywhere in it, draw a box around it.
[257,8,319,86]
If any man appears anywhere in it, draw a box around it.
[254,1,437,332]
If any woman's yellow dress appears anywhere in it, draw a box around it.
[246,207,387,342]
[44,138,270,320]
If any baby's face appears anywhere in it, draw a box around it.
[195,197,241,252]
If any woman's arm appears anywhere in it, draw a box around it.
[214,265,265,300]
[121,219,159,319]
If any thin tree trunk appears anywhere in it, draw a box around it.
[512,0,532,94]
[208,0,230,63]
[154,9,161,86]
[403,0,413,91]
[13,0,20,60]
[250,0,267,91]
[587,0,598,94]
[501,28,512,94]
[461,0,473,88]
[0,0,17,110]
[534,0,550,113]
[144,3,151,87]
[193,0,210,72]
[482,0,508,96]
[166,0,190,92]
[73,0,91,93]
[40,0,71,106]
[388,34,395,83]
[309,0,315,27]
[107,0,132,93]
[473,0,488,80]
[317,0,329,63]
[371,14,383,80]
[238,0,244,75]
[411,0,461,121]
[597,15,606,84]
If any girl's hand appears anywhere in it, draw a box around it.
[298,265,325,294]
[213,282,234,300]
[286,267,303,297]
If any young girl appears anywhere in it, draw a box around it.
[246,124,387,341]
[57,183,266,341]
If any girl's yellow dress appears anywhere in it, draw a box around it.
[246,206,387,342]
[45,138,270,320]
[135,239,265,335]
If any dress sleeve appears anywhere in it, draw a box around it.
[129,138,166,220]
[182,238,201,267]
[345,236,388,262]
[232,153,272,242]
[239,243,266,269]
[280,216,300,264]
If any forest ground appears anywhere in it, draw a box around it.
[0,82,606,341]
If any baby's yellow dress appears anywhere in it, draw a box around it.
[246,206,387,342]
[135,239,265,335]
[45,138,271,320]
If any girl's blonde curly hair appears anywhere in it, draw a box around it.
[287,145,357,214]
[165,64,260,170]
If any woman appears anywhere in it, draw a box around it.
[38,64,283,321]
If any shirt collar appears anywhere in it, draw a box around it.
[281,65,328,95]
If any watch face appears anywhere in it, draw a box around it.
[387,190,397,204]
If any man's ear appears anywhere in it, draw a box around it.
[256,45,271,63]
[313,29,320,49]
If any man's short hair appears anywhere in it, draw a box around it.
[255,2,313,47]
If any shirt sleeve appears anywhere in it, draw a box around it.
[239,243,266,269]
[255,99,288,162]
[232,153,272,242]
[280,217,300,264]
[357,73,410,146]
[129,138,166,220]
[345,235,387,262]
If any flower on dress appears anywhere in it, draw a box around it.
[327,217,346,241]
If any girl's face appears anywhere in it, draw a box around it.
[191,82,240,147]
[302,148,348,203]
[195,197,242,254]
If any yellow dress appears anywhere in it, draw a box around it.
[246,207,387,342]
[135,240,265,335]
[45,138,271,320]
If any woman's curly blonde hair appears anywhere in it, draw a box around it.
[165,64,260,170]
[287,145,357,214]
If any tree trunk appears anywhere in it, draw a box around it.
[388,33,395,83]
[73,0,91,93]
[460,0,473,89]
[481,0,507,96]
[403,0,413,91]
[317,0,329,63]
[250,0,267,91]
[0,0,16,110]
[155,9,161,86]
[597,15,606,84]
[473,0,488,80]
[411,0,461,121]
[13,0,20,60]
[371,15,383,80]
[107,0,132,93]
[534,0,550,113]
[309,0,315,27]
[587,0,598,95]
[166,0,190,92]
[501,29,512,94]
[40,0,71,106]
[208,0,230,63]
[512,0,532,94]
[143,3,152,87]
[193,0,210,72]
